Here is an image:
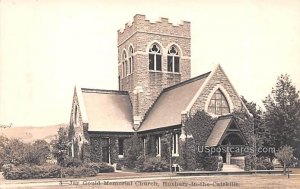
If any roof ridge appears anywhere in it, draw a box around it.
[81,88,128,95]
[163,71,211,92]
[217,114,233,120]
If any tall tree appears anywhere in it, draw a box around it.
[263,74,300,158]
[51,127,69,166]
[241,97,264,145]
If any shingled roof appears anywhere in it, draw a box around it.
[80,88,134,132]
[139,72,211,131]
[205,116,232,146]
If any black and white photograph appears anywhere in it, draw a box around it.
[0,0,300,188]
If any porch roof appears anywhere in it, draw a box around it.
[205,116,232,146]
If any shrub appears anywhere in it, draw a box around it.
[203,156,223,171]
[256,163,266,170]
[263,161,274,170]
[3,164,61,180]
[1,164,15,172]
[2,164,99,180]
[256,157,274,170]
[63,166,97,178]
[84,162,114,173]
[142,157,169,172]
[63,157,82,167]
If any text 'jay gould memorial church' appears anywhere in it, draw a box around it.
[68,14,254,171]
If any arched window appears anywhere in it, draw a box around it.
[129,46,134,74]
[167,46,180,72]
[208,89,230,115]
[122,50,128,78]
[149,44,162,71]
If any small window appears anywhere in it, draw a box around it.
[129,46,134,74]
[172,133,179,156]
[208,89,230,115]
[149,44,162,71]
[143,137,146,156]
[118,138,124,156]
[155,136,161,156]
[167,46,180,73]
[71,139,75,158]
[122,51,128,78]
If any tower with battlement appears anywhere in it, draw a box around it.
[117,14,191,129]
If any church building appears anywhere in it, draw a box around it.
[67,14,253,171]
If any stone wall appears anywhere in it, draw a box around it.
[190,66,245,116]
[139,127,181,168]
[89,133,132,164]
[118,14,191,122]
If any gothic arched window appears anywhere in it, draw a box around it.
[167,45,180,72]
[129,45,134,74]
[149,44,162,71]
[122,50,128,78]
[208,89,230,115]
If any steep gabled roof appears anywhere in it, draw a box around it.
[139,72,211,131]
[80,88,134,132]
[205,116,232,146]
[205,115,247,146]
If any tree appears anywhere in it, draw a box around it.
[275,145,295,176]
[51,127,69,166]
[263,74,300,158]
[241,96,273,158]
[3,138,29,165]
[26,140,51,165]
[0,123,12,128]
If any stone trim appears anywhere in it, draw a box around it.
[204,84,235,117]
[118,31,191,47]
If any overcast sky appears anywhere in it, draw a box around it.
[0,0,300,127]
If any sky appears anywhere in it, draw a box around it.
[0,0,300,127]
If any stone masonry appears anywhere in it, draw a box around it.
[118,14,191,128]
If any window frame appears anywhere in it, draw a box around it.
[172,133,179,156]
[207,89,230,115]
[149,44,162,72]
[122,50,128,78]
[129,46,134,74]
[167,45,180,73]
[155,136,161,157]
[118,138,124,158]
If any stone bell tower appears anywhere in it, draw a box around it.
[117,14,191,129]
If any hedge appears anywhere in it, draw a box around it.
[141,157,169,172]
[84,162,114,173]
[3,164,61,180]
[63,166,97,178]
[2,164,100,180]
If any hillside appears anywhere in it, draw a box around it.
[0,124,67,143]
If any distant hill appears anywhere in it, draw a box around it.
[0,124,67,143]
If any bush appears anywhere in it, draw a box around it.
[3,164,61,180]
[203,156,223,171]
[256,157,274,170]
[2,164,99,180]
[63,157,82,167]
[256,163,266,170]
[63,166,97,178]
[263,161,274,170]
[1,164,15,172]
[142,157,169,172]
[84,162,114,173]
